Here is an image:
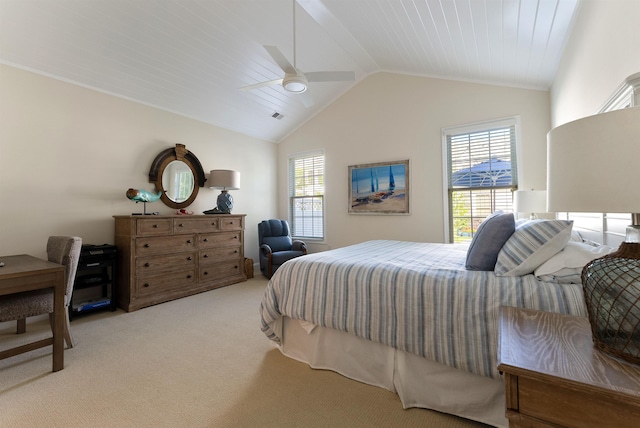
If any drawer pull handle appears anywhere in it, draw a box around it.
[234,250,238,253]
[187,274,192,279]
[153,224,158,228]
[143,283,150,288]
[203,238,208,242]
[203,254,208,258]
[86,262,100,267]
[144,244,150,248]
[144,263,150,267]
[179,223,184,227]
[203,271,208,275]
[186,240,192,244]
[187,256,192,261]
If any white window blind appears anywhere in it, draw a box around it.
[289,151,324,239]
[445,120,518,243]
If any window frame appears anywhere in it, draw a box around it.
[288,150,325,240]
[442,117,521,243]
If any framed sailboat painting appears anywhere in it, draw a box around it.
[348,159,410,215]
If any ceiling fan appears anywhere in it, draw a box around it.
[241,0,355,97]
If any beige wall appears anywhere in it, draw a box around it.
[0,64,277,262]
[551,0,640,125]
[278,72,550,249]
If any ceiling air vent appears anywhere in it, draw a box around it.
[271,112,284,120]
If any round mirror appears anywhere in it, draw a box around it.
[162,160,194,203]
[148,144,206,209]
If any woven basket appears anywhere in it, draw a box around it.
[582,242,640,365]
[244,258,254,279]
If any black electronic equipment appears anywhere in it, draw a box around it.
[71,244,117,319]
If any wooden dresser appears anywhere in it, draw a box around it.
[497,306,640,428]
[114,214,246,312]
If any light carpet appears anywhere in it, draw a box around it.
[1,277,487,427]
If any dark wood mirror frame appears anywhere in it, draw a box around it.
[148,143,206,209]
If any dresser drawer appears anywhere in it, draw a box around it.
[199,246,242,264]
[135,270,197,297]
[199,231,242,248]
[219,216,244,231]
[516,376,639,428]
[136,252,197,276]
[136,234,196,255]
[173,217,219,233]
[200,260,243,282]
[136,218,172,236]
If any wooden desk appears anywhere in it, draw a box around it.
[497,306,640,428]
[0,254,66,372]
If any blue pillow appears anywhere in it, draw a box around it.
[465,212,515,271]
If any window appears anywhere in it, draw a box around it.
[444,118,519,243]
[289,151,324,239]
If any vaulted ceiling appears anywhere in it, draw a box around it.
[0,0,580,142]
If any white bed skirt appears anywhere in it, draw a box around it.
[279,317,508,428]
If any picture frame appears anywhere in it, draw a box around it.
[348,159,409,215]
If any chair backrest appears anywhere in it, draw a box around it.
[47,236,82,307]
[258,220,293,252]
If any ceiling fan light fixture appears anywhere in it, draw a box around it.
[283,74,308,93]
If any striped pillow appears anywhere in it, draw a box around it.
[494,219,573,277]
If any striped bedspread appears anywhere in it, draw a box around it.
[260,240,587,379]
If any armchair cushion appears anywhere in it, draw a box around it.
[263,236,293,252]
[271,250,306,265]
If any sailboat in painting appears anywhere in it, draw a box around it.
[367,166,395,203]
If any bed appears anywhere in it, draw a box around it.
[260,217,612,427]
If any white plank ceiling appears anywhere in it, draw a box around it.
[0,0,580,143]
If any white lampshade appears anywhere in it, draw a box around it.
[514,190,547,214]
[208,170,240,190]
[547,106,640,214]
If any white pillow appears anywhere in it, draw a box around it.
[569,230,583,242]
[494,219,573,277]
[534,241,614,282]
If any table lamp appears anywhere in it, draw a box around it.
[514,189,547,220]
[208,170,240,214]
[547,106,640,364]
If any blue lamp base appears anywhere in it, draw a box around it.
[216,190,234,214]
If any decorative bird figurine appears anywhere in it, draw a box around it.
[126,188,162,203]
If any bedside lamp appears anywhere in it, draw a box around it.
[208,170,240,214]
[547,106,640,364]
[514,189,547,220]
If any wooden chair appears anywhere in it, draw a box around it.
[0,236,82,348]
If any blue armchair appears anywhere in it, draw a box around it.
[258,219,307,278]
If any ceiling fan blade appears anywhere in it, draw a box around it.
[263,45,296,74]
[305,71,355,82]
[240,79,283,91]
